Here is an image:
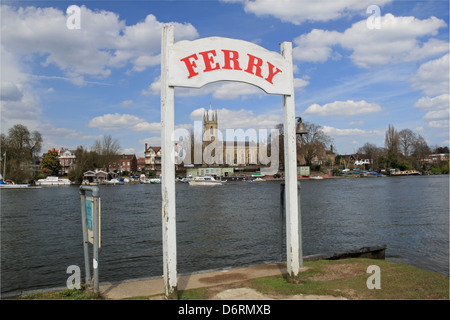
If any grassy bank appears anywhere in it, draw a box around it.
[178,258,449,300]
[17,258,449,300]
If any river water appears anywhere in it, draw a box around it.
[1,175,448,297]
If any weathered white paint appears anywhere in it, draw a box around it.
[161,25,178,299]
[281,41,301,277]
[160,24,301,298]
[168,37,292,95]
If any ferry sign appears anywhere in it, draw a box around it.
[168,37,292,95]
[161,24,300,299]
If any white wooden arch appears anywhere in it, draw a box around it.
[160,24,301,298]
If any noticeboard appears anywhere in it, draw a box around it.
[85,196,101,247]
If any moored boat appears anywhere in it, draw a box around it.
[0,174,40,188]
[36,176,72,186]
[150,178,161,184]
[188,176,223,186]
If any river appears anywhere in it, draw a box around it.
[1,175,448,297]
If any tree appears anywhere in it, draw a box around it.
[297,121,333,166]
[0,124,42,183]
[385,124,400,168]
[275,121,333,166]
[398,128,416,158]
[41,149,62,176]
[357,142,385,170]
[92,135,121,172]
[68,146,102,183]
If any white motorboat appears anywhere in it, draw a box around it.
[188,176,223,186]
[150,178,161,184]
[0,183,40,189]
[36,176,72,186]
[310,175,324,180]
[0,174,40,188]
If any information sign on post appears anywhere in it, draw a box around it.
[79,186,101,293]
[85,196,101,247]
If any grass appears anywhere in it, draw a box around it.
[18,284,105,300]
[251,259,449,300]
[16,259,449,300]
[177,259,449,300]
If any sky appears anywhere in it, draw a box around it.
[1,0,449,158]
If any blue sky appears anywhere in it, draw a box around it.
[1,0,449,157]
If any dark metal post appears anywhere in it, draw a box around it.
[92,195,99,293]
[297,181,303,268]
[79,189,91,285]
[279,182,285,262]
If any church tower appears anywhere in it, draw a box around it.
[202,106,220,166]
[203,107,218,142]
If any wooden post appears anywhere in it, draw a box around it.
[281,41,301,277]
[161,24,178,299]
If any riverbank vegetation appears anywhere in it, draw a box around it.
[0,124,43,184]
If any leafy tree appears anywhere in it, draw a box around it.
[0,124,42,183]
[68,146,102,183]
[41,149,62,176]
[385,124,400,168]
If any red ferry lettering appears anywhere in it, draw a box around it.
[180,53,199,78]
[222,50,242,70]
[244,54,263,78]
[179,50,283,84]
[265,62,282,84]
[199,50,220,72]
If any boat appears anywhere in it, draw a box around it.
[150,178,161,184]
[251,173,265,177]
[310,175,324,180]
[188,176,223,186]
[390,170,421,176]
[0,182,40,189]
[0,174,40,189]
[36,176,72,186]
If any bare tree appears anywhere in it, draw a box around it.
[92,135,121,172]
[398,128,417,158]
[297,121,333,166]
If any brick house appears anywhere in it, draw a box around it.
[116,154,137,174]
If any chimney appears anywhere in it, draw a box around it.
[145,143,147,152]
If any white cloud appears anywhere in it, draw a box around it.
[304,100,382,117]
[38,123,98,141]
[121,100,133,107]
[1,82,23,101]
[414,94,450,127]
[224,0,392,25]
[322,125,383,137]
[1,5,199,82]
[411,54,449,96]
[88,113,160,133]
[414,94,450,111]
[293,14,448,68]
